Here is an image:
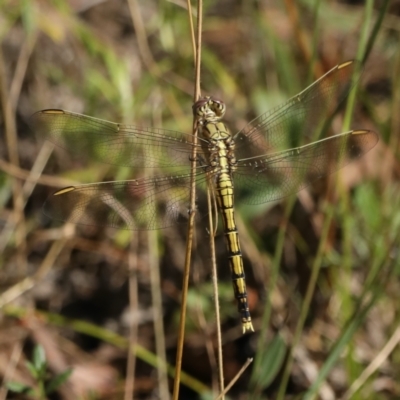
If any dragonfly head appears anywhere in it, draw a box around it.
[193,96,226,122]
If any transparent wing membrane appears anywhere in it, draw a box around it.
[234,129,378,204]
[44,171,210,230]
[30,109,204,169]
[31,61,378,230]
[234,61,361,156]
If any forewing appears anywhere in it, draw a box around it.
[234,61,360,158]
[234,129,378,205]
[30,109,204,169]
[44,170,209,230]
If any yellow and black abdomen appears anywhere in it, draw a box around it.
[199,118,254,333]
[215,171,253,333]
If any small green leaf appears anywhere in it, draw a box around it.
[26,360,39,379]
[46,368,73,394]
[354,183,380,232]
[250,333,287,391]
[33,345,46,371]
[6,381,32,393]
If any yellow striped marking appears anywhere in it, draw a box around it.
[338,60,353,69]
[41,109,65,114]
[54,186,76,196]
[352,129,369,135]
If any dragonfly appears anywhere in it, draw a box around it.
[30,60,378,333]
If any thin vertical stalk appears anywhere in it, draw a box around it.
[127,0,193,94]
[9,33,37,120]
[0,39,27,272]
[362,0,391,65]
[193,1,202,100]
[207,187,225,397]
[147,96,170,400]
[336,0,373,339]
[0,141,53,252]
[284,0,323,77]
[186,0,197,66]
[172,1,203,399]
[149,227,170,400]
[124,240,139,400]
[391,48,400,159]
[342,0,373,132]
[307,0,322,83]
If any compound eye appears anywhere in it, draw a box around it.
[210,98,226,117]
[193,97,211,117]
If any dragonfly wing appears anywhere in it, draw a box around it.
[30,109,205,169]
[234,129,378,205]
[44,170,209,230]
[234,61,361,158]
